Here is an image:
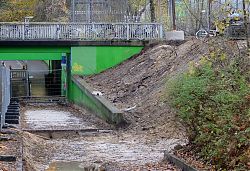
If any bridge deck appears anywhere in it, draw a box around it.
[0,22,164,41]
[0,40,147,47]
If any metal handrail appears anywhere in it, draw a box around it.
[0,22,164,41]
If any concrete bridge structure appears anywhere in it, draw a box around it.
[0,22,163,75]
[0,22,164,127]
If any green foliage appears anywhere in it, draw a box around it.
[167,51,250,170]
[0,0,37,22]
[0,0,7,9]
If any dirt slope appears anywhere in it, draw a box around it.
[83,38,242,140]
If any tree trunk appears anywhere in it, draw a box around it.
[150,0,156,22]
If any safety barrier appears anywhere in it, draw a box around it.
[0,65,11,130]
[0,22,164,41]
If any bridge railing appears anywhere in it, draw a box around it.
[0,22,164,41]
[0,65,11,130]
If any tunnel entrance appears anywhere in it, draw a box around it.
[8,60,64,98]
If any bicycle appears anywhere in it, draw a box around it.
[23,24,38,39]
[0,27,9,40]
[97,24,120,40]
[195,29,217,40]
[60,25,82,40]
[0,25,22,40]
[131,25,154,40]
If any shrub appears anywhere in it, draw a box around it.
[167,50,250,170]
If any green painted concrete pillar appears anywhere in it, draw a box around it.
[61,53,67,96]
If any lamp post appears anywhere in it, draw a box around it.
[24,16,33,68]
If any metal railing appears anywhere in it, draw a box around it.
[10,69,64,98]
[10,69,30,97]
[0,65,11,130]
[0,22,164,41]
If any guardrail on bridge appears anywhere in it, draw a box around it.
[0,22,164,41]
[0,65,11,130]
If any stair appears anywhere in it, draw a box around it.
[5,98,20,125]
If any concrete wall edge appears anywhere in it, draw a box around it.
[71,75,125,125]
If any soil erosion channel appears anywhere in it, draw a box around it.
[21,104,183,170]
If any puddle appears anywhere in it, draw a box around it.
[46,162,84,171]
[23,110,96,130]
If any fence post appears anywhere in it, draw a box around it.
[127,23,130,40]
[159,24,164,39]
[22,23,25,40]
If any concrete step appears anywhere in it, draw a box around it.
[10,98,19,102]
[7,109,19,113]
[10,101,19,105]
[8,106,19,110]
[5,115,19,120]
[5,112,20,116]
[9,104,19,108]
[5,119,19,124]
[5,99,20,125]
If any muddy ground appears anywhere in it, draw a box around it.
[19,104,182,171]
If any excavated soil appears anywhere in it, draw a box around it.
[84,38,243,140]
[84,39,199,140]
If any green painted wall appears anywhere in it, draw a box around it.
[96,46,142,73]
[71,47,96,75]
[68,78,124,124]
[71,46,143,75]
[68,80,101,113]
[0,46,142,74]
[0,47,70,60]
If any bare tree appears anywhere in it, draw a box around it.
[149,0,156,22]
[34,0,68,22]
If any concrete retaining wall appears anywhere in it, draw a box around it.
[69,76,125,125]
[164,152,198,171]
